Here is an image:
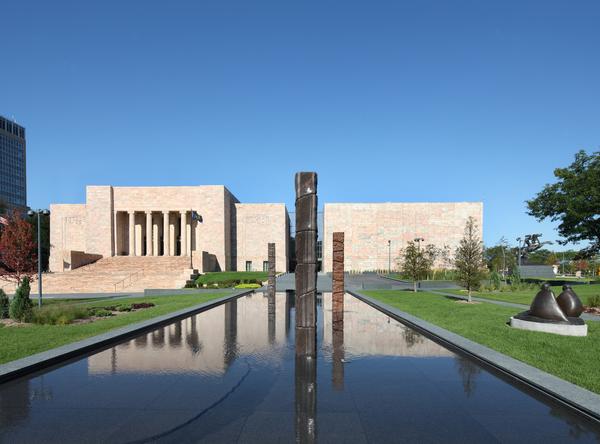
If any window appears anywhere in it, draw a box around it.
[263,261,269,272]
[245,261,252,272]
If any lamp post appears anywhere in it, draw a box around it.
[387,240,391,275]
[414,237,424,252]
[516,237,522,267]
[27,209,50,308]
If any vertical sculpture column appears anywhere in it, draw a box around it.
[180,211,187,256]
[295,172,318,354]
[268,242,276,344]
[332,232,345,390]
[145,211,152,256]
[294,172,318,443]
[268,243,276,294]
[128,211,135,256]
[162,211,170,256]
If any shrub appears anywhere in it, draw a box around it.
[131,302,154,309]
[32,304,88,325]
[0,289,9,319]
[87,308,113,318]
[588,294,600,308]
[9,277,33,322]
[490,271,502,290]
[115,304,132,312]
[235,283,261,289]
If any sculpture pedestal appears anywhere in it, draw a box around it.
[510,311,588,337]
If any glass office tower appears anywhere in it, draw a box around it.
[0,115,27,210]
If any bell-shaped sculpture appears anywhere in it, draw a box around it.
[556,285,584,318]
[529,283,569,322]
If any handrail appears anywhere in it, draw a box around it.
[113,269,145,292]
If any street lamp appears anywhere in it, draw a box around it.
[516,237,523,267]
[387,240,391,275]
[27,209,50,308]
[414,237,425,252]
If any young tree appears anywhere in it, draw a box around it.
[0,211,37,285]
[454,217,486,302]
[439,244,453,279]
[9,276,33,322]
[400,241,432,292]
[527,150,600,258]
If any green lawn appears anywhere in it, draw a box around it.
[196,271,268,285]
[0,292,229,365]
[444,285,600,306]
[364,290,600,394]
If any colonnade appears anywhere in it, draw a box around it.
[114,210,193,257]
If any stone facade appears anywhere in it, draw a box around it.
[322,202,483,273]
[50,185,290,273]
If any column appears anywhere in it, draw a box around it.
[163,211,170,256]
[180,210,187,256]
[113,211,119,256]
[145,211,152,256]
[128,211,135,256]
[153,216,159,256]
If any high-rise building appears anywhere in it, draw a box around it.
[0,115,27,210]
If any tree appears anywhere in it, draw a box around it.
[400,241,432,292]
[439,244,454,278]
[0,211,37,285]
[9,276,33,322]
[454,217,486,302]
[0,289,9,319]
[527,150,600,258]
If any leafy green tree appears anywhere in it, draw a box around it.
[527,150,600,258]
[0,289,9,319]
[455,217,486,302]
[526,248,554,265]
[9,276,33,322]
[400,241,432,292]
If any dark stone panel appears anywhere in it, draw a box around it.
[294,172,318,199]
[295,194,318,232]
[296,230,318,265]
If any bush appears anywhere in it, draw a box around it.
[0,289,9,319]
[9,277,33,322]
[490,271,502,290]
[131,302,154,309]
[87,308,113,318]
[588,294,600,308]
[32,304,88,325]
[235,283,261,289]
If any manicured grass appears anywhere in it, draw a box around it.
[40,297,106,306]
[0,292,230,365]
[196,271,268,285]
[444,285,600,306]
[364,290,600,394]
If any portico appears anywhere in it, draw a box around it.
[114,210,195,257]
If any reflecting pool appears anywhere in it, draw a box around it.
[1,292,599,443]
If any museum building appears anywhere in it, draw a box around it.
[49,184,482,276]
[49,185,290,274]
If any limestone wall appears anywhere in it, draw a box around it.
[322,202,483,272]
[234,203,289,272]
[49,204,87,272]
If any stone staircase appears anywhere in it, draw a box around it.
[4,256,196,294]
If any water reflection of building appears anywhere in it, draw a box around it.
[88,293,291,375]
[322,293,453,358]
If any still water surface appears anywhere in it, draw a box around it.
[1,292,599,443]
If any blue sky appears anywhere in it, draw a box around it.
[2,0,599,250]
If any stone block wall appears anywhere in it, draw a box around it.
[49,204,87,272]
[322,202,483,272]
[234,203,289,272]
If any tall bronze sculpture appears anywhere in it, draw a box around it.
[516,233,553,265]
[510,283,587,336]
[294,172,318,442]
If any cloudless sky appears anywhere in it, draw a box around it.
[2,0,599,250]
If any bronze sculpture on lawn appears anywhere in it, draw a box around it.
[511,283,587,336]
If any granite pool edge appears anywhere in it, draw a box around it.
[0,289,253,384]
[348,289,600,422]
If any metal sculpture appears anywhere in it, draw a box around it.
[514,283,585,324]
[516,233,553,265]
